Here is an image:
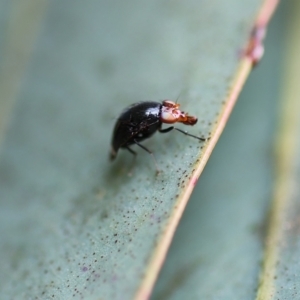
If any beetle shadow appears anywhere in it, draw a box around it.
[103,148,162,188]
[103,153,138,186]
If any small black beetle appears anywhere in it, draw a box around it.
[110,100,206,169]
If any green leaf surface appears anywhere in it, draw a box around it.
[152,3,285,299]
[0,1,274,299]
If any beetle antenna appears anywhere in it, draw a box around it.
[175,91,182,104]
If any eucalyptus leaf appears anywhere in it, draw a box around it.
[152,3,285,298]
[0,1,275,299]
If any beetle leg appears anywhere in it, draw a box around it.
[109,147,118,160]
[126,146,137,156]
[159,126,174,133]
[159,126,206,141]
[125,146,138,176]
[174,127,206,141]
[133,139,160,174]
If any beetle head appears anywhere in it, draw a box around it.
[160,100,197,125]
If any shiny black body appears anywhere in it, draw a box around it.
[110,101,162,159]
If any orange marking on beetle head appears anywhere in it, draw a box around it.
[160,100,198,125]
